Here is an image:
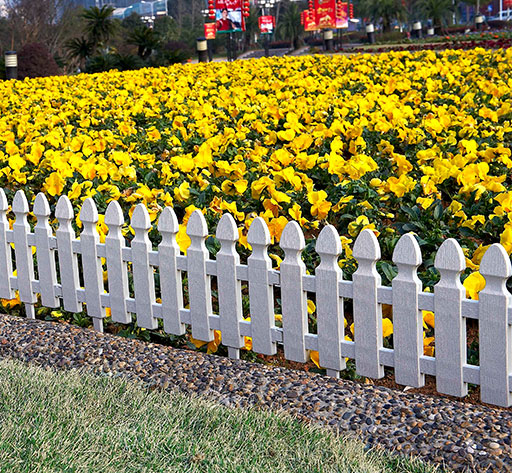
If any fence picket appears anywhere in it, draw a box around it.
[131,204,157,330]
[12,191,36,319]
[479,244,512,407]
[392,233,424,387]
[315,224,344,377]
[33,193,58,308]
[79,198,106,332]
[216,213,244,359]
[105,201,130,324]
[434,238,467,397]
[0,189,14,299]
[353,229,384,378]
[158,207,185,335]
[187,210,213,342]
[247,217,276,355]
[56,195,82,313]
[280,221,308,363]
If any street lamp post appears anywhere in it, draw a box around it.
[201,8,214,62]
[257,0,277,57]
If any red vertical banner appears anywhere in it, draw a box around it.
[204,23,217,39]
[504,0,512,8]
[335,2,348,29]
[315,0,336,28]
[258,16,275,34]
[302,10,318,31]
[215,0,245,32]
[305,15,318,31]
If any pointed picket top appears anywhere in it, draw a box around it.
[80,198,98,225]
[216,213,238,243]
[158,207,179,234]
[435,238,465,272]
[280,221,305,252]
[480,244,512,280]
[12,190,29,215]
[316,225,342,257]
[105,200,124,227]
[187,210,208,238]
[393,233,421,267]
[56,195,74,221]
[33,193,50,219]
[353,229,380,261]
[0,188,7,212]
[131,203,151,231]
[247,217,270,247]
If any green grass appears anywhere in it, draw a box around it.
[0,358,442,473]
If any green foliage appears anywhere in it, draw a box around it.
[82,5,117,50]
[127,26,161,60]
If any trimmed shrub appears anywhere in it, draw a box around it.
[17,43,62,79]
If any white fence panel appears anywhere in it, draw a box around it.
[280,221,309,364]
[131,204,157,330]
[187,210,213,342]
[247,217,276,355]
[158,207,185,336]
[0,190,13,300]
[105,201,130,324]
[5,189,512,408]
[434,238,467,397]
[479,244,512,407]
[56,195,82,313]
[392,233,424,387]
[33,193,58,308]
[353,229,384,379]
[315,224,344,377]
[12,191,36,318]
[80,198,106,331]
[216,213,244,359]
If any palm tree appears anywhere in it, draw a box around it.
[65,36,95,71]
[417,0,454,32]
[82,5,117,50]
[357,0,408,32]
[127,26,161,60]
[278,1,302,50]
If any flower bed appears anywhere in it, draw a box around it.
[0,49,511,368]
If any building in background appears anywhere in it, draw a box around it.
[69,1,143,8]
[68,0,169,20]
[112,1,169,20]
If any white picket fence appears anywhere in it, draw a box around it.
[1,188,512,407]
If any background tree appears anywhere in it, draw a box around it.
[65,37,94,71]
[4,0,81,58]
[357,0,408,32]
[81,5,118,51]
[278,1,302,49]
[127,26,161,60]
[417,0,454,31]
[243,6,259,51]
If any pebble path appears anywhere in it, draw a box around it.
[1,314,512,473]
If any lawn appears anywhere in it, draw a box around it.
[0,358,441,473]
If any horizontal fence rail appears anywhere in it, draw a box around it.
[1,189,512,407]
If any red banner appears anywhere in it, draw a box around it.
[258,15,275,34]
[204,23,217,40]
[504,0,512,8]
[215,0,245,32]
[315,0,336,28]
[335,2,348,29]
[302,10,317,30]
